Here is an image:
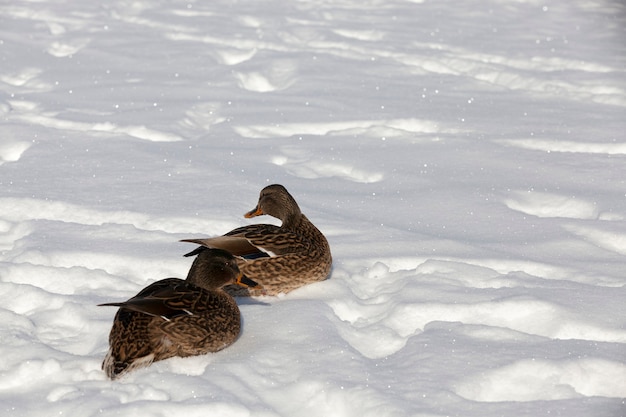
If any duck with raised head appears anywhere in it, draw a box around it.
[181,184,332,296]
[99,247,258,380]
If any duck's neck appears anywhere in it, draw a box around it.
[281,211,303,230]
[186,262,219,290]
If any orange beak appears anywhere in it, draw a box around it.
[235,273,259,288]
[244,205,264,218]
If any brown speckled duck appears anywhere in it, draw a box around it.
[99,247,258,380]
[181,184,332,296]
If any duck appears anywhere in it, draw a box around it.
[99,247,258,380]
[181,184,332,296]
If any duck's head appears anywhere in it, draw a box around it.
[187,247,258,290]
[244,184,301,223]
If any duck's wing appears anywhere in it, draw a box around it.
[181,235,268,258]
[182,224,308,259]
[223,223,280,237]
[99,280,197,320]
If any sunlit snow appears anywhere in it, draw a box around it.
[0,0,624,416]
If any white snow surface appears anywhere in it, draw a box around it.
[1,0,625,416]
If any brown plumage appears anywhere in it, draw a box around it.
[181,184,332,296]
[99,247,258,380]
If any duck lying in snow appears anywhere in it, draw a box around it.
[181,184,332,296]
[99,247,258,380]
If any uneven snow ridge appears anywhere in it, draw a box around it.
[0,1,624,416]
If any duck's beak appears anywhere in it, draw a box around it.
[244,205,264,218]
[235,273,259,288]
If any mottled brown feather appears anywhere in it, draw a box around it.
[181,184,332,296]
[99,248,255,380]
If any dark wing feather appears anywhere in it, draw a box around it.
[99,279,197,320]
[182,224,308,258]
[181,236,264,257]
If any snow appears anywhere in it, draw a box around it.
[0,0,625,416]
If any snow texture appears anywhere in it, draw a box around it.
[0,0,625,416]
